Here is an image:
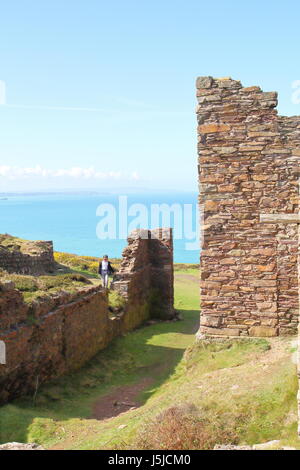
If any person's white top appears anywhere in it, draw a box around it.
[102,260,109,272]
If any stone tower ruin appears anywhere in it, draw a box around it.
[197,76,300,337]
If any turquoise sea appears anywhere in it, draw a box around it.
[0,192,200,263]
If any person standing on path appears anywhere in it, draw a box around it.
[98,255,115,289]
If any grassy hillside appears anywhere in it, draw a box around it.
[54,251,121,276]
[0,266,298,450]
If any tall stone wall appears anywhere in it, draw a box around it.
[197,77,300,337]
[0,228,174,404]
[149,228,174,319]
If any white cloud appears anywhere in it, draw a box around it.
[0,165,140,181]
[131,171,140,181]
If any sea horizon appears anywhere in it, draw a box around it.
[0,190,200,263]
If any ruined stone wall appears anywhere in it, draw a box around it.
[0,228,174,404]
[149,228,174,319]
[0,240,55,274]
[197,77,300,337]
[112,228,174,329]
[0,282,112,403]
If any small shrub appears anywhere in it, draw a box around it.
[135,404,238,450]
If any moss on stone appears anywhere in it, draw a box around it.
[108,290,126,310]
[148,288,168,319]
[0,272,93,304]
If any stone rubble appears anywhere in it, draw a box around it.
[0,442,44,450]
[214,440,295,450]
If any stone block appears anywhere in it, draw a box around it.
[196,76,213,89]
[200,326,240,336]
[249,326,278,337]
[199,123,230,134]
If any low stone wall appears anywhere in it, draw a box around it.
[0,282,113,403]
[0,239,55,274]
[0,228,174,404]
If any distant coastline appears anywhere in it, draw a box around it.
[0,187,198,198]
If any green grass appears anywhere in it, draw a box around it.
[176,339,297,445]
[108,290,126,311]
[0,265,299,450]
[0,272,93,304]
[0,266,199,447]
[174,263,199,271]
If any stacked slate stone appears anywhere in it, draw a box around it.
[111,228,174,323]
[0,239,55,274]
[197,76,300,338]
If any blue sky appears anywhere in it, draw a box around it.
[0,0,300,192]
